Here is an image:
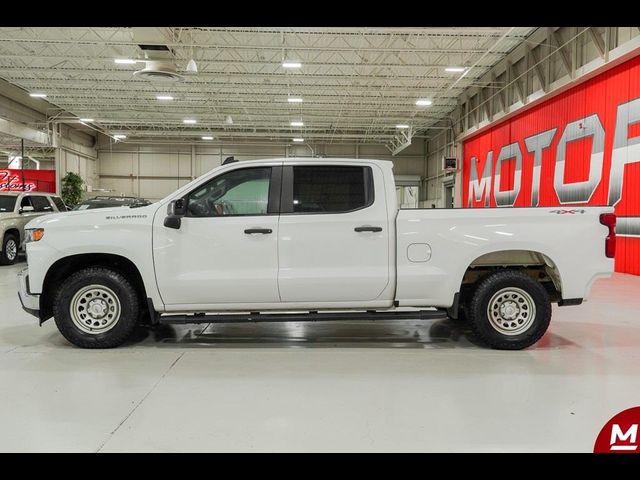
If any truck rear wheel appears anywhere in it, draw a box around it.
[53,267,139,348]
[468,270,551,350]
[0,233,19,265]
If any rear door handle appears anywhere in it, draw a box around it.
[244,228,273,234]
[354,226,382,232]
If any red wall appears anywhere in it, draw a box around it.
[462,55,640,275]
[0,169,56,193]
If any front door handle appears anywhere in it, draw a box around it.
[244,228,273,235]
[354,226,383,232]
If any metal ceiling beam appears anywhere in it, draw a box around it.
[0,117,49,145]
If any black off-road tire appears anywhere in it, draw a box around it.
[53,267,139,348]
[468,270,551,350]
[0,233,19,265]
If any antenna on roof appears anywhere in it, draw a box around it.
[223,156,237,165]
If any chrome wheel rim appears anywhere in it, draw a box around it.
[70,285,121,334]
[487,287,536,336]
[6,239,17,261]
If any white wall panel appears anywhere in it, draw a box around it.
[98,151,138,176]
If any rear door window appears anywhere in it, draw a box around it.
[31,196,54,212]
[287,165,373,214]
[51,196,67,211]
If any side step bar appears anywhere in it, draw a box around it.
[158,309,448,325]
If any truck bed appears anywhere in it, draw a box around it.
[394,206,614,308]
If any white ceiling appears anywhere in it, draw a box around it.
[0,27,535,147]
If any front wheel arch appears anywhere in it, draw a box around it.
[40,253,147,323]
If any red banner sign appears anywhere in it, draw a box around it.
[0,169,56,193]
[462,55,640,275]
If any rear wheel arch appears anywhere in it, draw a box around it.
[449,249,562,322]
[460,249,562,298]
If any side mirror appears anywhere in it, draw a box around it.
[164,197,187,230]
[164,216,182,230]
[19,206,35,214]
[167,198,187,217]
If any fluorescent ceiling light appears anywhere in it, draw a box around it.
[183,119,197,124]
[290,121,304,127]
[396,124,410,129]
[201,136,214,140]
[29,93,47,98]
[156,95,174,101]
[292,138,304,142]
[113,134,126,139]
[282,61,302,69]
[287,97,303,103]
[416,99,432,106]
[445,67,466,72]
[79,118,94,122]
[115,59,137,64]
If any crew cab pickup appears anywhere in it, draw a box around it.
[1,191,67,265]
[17,158,616,350]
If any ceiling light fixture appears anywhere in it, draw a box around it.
[282,61,302,69]
[292,138,304,142]
[113,134,127,139]
[114,59,138,64]
[416,99,432,106]
[29,93,47,98]
[183,119,197,124]
[445,67,466,72]
[186,59,198,73]
[156,95,174,101]
[396,124,410,129]
[290,121,304,127]
[287,97,303,103]
[202,136,213,140]
[79,118,94,122]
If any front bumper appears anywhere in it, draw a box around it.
[17,268,39,318]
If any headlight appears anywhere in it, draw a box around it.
[25,228,45,243]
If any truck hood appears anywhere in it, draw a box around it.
[0,211,17,220]
[25,204,160,230]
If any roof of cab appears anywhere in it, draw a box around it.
[221,157,393,167]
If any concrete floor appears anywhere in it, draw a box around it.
[1,259,639,452]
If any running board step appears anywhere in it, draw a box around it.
[157,310,448,325]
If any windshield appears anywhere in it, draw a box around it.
[0,196,17,213]
[73,201,127,210]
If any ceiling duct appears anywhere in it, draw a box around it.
[133,60,185,82]
[131,29,183,82]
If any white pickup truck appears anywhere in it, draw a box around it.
[17,158,616,350]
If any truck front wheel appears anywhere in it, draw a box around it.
[53,267,139,348]
[468,270,551,350]
[0,233,19,265]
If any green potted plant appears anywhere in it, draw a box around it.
[60,172,84,208]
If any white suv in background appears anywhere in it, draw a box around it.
[0,192,67,265]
